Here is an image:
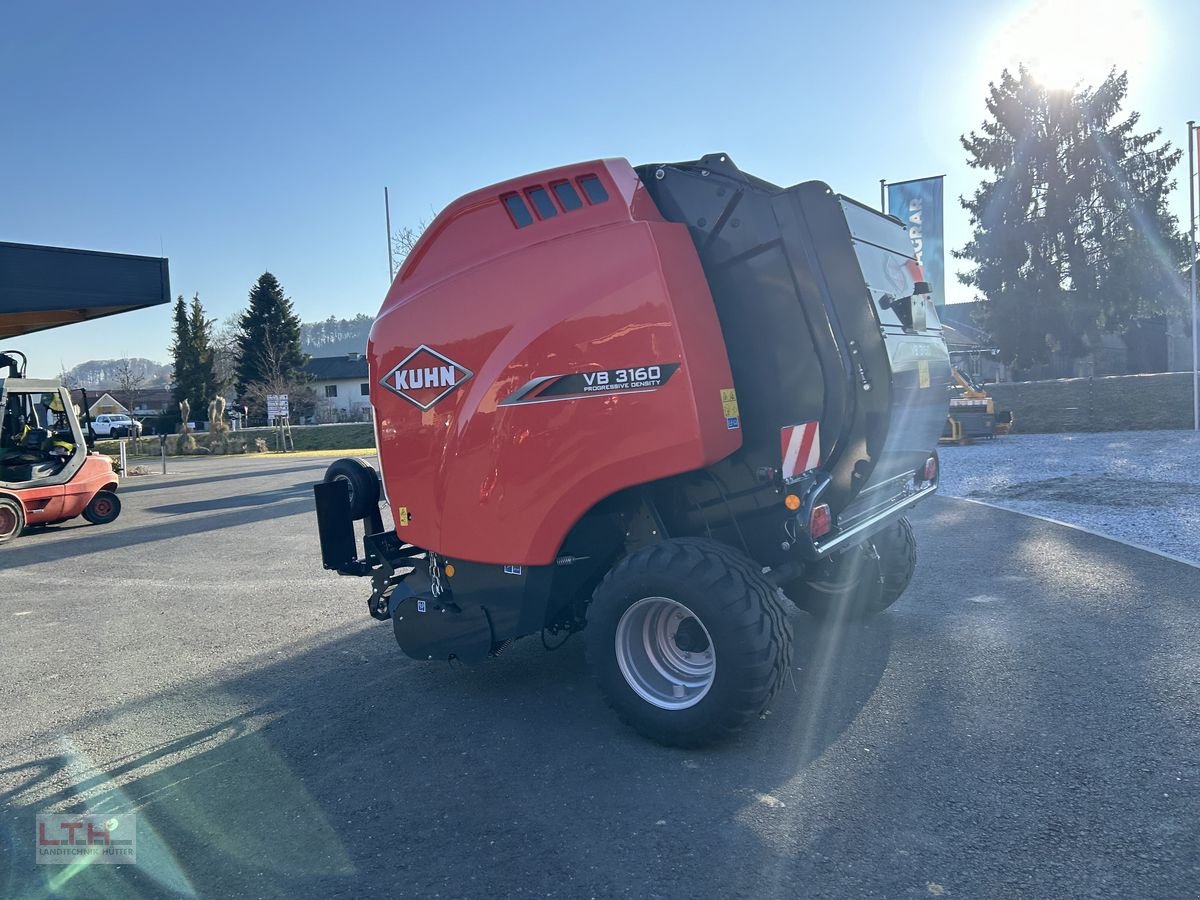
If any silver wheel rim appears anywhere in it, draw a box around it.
[614,597,715,710]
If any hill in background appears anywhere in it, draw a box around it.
[61,358,172,389]
[301,314,372,357]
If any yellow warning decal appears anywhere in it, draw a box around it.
[720,388,740,418]
[917,360,931,389]
[397,507,410,526]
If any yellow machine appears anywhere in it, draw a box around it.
[941,366,1013,444]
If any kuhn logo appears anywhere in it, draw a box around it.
[381,345,473,410]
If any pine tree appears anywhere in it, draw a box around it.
[957,68,1187,373]
[169,295,193,409]
[235,272,309,399]
[169,293,219,422]
[188,294,219,406]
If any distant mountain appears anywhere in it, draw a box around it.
[301,314,372,357]
[60,358,171,389]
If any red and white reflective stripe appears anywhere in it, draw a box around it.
[780,421,821,481]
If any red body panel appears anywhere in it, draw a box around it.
[15,456,117,526]
[370,159,740,565]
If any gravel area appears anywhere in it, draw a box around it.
[937,430,1200,566]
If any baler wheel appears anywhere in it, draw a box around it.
[789,517,917,621]
[585,538,792,747]
[323,458,380,520]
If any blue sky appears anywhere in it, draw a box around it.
[2,0,1194,377]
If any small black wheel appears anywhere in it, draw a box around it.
[0,495,25,544]
[788,517,917,621]
[585,538,792,748]
[323,458,380,519]
[82,490,122,525]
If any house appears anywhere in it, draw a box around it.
[86,392,128,416]
[130,388,175,416]
[939,299,1183,380]
[304,353,372,421]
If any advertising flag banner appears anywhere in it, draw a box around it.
[887,176,945,306]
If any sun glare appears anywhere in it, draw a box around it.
[987,0,1153,91]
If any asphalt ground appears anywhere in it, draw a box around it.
[1,456,1196,899]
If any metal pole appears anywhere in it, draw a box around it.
[385,186,395,283]
[118,438,127,475]
[880,179,887,213]
[1190,121,1198,431]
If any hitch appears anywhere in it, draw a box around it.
[313,478,422,619]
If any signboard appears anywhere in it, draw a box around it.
[887,176,946,306]
[266,394,289,418]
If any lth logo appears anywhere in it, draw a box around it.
[36,814,136,864]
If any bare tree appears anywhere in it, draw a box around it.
[211,312,242,395]
[113,358,148,452]
[243,323,317,432]
[391,219,430,273]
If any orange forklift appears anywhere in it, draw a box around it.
[0,242,170,543]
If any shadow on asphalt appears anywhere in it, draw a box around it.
[143,482,314,516]
[0,497,314,566]
[0,606,893,898]
[115,463,331,494]
[3,500,1195,898]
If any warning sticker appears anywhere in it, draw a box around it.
[397,507,410,526]
[720,388,740,419]
[917,360,930,389]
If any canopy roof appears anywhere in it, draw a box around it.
[0,242,171,341]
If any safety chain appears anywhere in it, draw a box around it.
[428,553,444,598]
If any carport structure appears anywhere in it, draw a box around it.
[0,241,170,341]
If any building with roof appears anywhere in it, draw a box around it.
[303,353,372,421]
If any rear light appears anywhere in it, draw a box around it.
[809,503,832,539]
[923,454,938,482]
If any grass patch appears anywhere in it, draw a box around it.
[96,423,377,457]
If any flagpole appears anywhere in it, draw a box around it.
[1190,121,1198,431]
[385,186,396,283]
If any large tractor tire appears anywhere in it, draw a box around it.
[788,517,917,622]
[585,538,792,748]
[0,495,25,544]
[82,490,122,526]
[323,458,380,520]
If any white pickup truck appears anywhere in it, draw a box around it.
[91,414,142,437]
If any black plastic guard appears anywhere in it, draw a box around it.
[313,480,358,572]
[391,582,494,665]
[638,155,892,512]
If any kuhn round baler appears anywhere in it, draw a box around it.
[315,154,951,746]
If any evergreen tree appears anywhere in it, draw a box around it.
[957,68,1187,373]
[169,293,218,421]
[188,294,219,404]
[169,295,193,408]
[235,272,308,398]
